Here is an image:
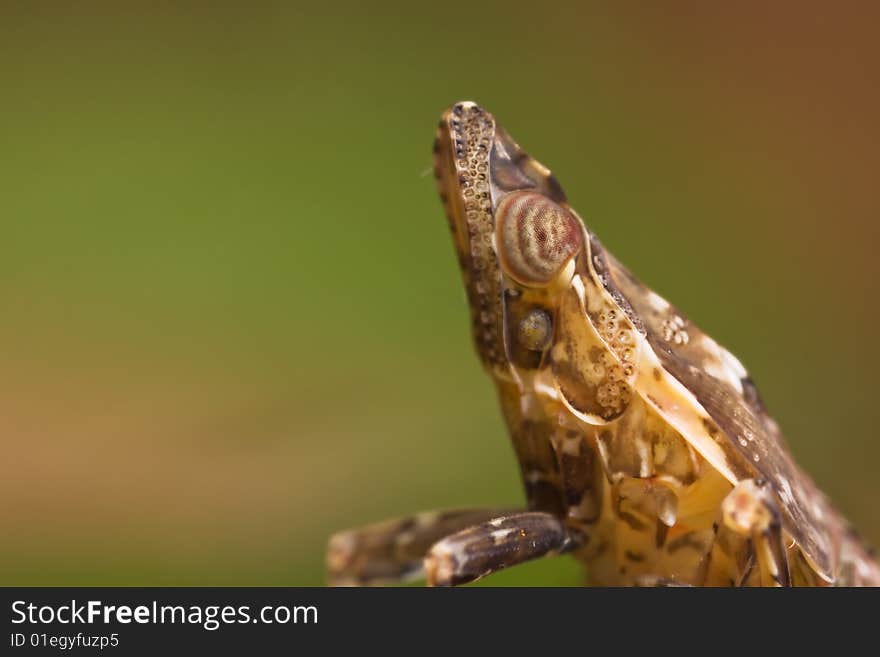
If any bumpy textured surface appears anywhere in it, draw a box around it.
[433,100,880,586]
[433,103,505,370]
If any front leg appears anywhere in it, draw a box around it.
[425,512,581,586]
[326,508,517,586]
[721,479,791,587]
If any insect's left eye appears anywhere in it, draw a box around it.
[495,191,583,286]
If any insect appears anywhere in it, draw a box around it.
[326,101,880,586]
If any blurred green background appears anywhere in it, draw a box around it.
[2,3,878,585]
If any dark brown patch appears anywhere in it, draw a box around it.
[558,443,589,506]
[556,438,601,522]
[656,522,670,548]
[618,511,648,532]
[525,479,564,517]
[624,550,645,563]
[701,417,719,438]
[667,533,707,554]
[740,376,767,416]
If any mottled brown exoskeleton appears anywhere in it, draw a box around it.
[327,101,880,587]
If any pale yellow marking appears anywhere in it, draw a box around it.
[675,469,731,530]
[722,480,771,535]
[634,340,739,486]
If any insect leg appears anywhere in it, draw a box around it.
[326,508,518,586]
[424,511,581,586]
[721,479,791,587]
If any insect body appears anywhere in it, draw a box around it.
[327,102,880,586]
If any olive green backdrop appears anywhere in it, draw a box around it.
[2,3,878,585]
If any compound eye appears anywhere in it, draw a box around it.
[495,191,583,286]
